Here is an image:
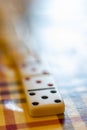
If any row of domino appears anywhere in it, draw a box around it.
[1,34,65,117]
[19,56,65,117]
[5,42,65,117]
[0,7,65,117]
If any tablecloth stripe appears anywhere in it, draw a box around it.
[0,119,60,129]
[0,89,24,95]
[69,90,87,126]
[0,98,26,104]
[3,85,17,129]
[0,81,21,87]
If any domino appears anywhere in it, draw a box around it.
[0,7,65,117]
[19,60,51,77]
[23,75,65,117]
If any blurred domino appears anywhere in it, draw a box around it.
[0,9,65,117]
[19,60,51,77]
[23,75,65,117]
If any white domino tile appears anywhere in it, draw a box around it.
[26,88,65,117]
[19,61,51,77]
[23,75,65,117]
[28,89,62,105]
[23,75,56,90]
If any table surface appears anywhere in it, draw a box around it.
[0,0,87,130]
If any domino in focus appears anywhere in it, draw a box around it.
[23,75,65,117]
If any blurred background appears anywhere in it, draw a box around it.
[19,0,87,87]
[0,0,87,87]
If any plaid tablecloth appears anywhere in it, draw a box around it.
[0,49,87,130]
